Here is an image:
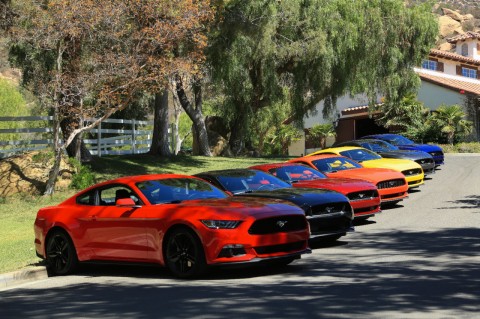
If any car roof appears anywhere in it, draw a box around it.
[321,146,364,153]
[195,168,259,177]
[363,133,399,138]
[82,174,198,191]
[293,154,351,161]
[250,163,308,170]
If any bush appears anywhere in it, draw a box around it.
[439,142,480,153]
[69,158,96,189]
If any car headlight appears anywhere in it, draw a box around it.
[201,220,242,229]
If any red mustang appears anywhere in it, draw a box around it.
[289,155,409,205]
[250,163,381,219]
[34,174,310,278]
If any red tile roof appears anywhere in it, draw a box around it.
[446,31,480,43]
[429,49,480,66]
[416,71,480,95]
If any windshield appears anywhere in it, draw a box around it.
[382,135,414,145]
[360,140,399,152]
[270,165,327,182]
[339,148,382,162]
[136,178,227,204]
[216,170,291,194]
[311,157,362,172]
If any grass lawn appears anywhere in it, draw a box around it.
[0,154,289,274]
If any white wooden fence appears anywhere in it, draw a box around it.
[0,116,156,159]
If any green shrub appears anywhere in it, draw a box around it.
[439,142,480,153]
[31,150,54,163]
[69,158,96,189]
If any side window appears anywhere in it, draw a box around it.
[76,191,96,206]
[98,185,140,206]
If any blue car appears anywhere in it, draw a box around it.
[362,134,444,166]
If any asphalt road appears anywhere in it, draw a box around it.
[1,154,479,319]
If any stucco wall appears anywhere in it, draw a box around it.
[417,81,465,109]
[303,95,372,128]
[454,39,479,60]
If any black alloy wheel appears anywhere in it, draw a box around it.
[165,228,207,278]
[45,230,78,276]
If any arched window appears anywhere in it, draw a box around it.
[461,43,468,56]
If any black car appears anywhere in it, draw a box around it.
[195,169,354,241]
[334,139,436,175]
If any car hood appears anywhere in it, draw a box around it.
[325,167,405,184]
[398,143,443,153]
[360,158,422,171]
[174,196,305,219]
[235,187,349,208]
[377,150,432,161]
[292,178,377,195]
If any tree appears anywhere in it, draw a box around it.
[430,104,473,144]
[375,94,430,131]
[308,123,336,149]
[8,0,214,194]
[266,124,302,155]
[208,0,438,154]
[174,75,212,156]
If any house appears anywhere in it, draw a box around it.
[289,31,480,156]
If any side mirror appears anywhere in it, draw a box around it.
[116,198,137,207]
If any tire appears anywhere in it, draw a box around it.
[164,228,207,279]
[45,229,78,276]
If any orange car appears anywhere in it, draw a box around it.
[289,154,408,205]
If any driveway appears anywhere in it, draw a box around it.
[1,154,479,319]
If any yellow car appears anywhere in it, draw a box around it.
[308,146,424,188]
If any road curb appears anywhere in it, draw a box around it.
[0,266,48,290]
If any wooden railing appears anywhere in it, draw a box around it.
[0,116,156,159]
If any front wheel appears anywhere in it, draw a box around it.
[45,229,78,276]
[165,228,207,278]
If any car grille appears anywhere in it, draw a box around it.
[354,205,380,214]
[428,151,444,157]
[347,190,379,202]
[309,218,352,235]
[401,168,423,176]
[248,215,307,235]
[309,202,349,217]
[408,179,423,186]
[254,241,306,255]
[377,179,406,189]
[415,158,434,166]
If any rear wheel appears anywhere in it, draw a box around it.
[165,228,207,278]
[45,229,78,276]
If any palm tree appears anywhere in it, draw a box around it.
[430,104,473,145]
[377,94,429,130]
[308,123,336,149]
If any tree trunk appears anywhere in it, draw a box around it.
[60,118,92,162]
[44,104,62,195]
[229,111,247,156]
[175,76,211,156]
[149,90,172,156]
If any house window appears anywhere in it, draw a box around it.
[462,67,477,78]
[422,60,437,71]
[461,43,469,57]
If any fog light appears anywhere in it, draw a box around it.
[218,244,246,258]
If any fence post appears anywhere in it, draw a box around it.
[97,122,102,157]
[132,119,136,154]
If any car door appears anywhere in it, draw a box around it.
[82,185,150,261]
